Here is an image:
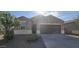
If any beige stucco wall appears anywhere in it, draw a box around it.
[32,15,64,34]
[72,30,79,34]
[14,30,32,34]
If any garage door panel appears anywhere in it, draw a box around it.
[40,25,61,34]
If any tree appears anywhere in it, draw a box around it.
[0,12,16,41]
[74,16,79,25]
[14,18,20,29]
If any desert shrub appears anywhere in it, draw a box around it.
[27,34,41,42]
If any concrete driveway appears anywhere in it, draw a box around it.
[41,34,79,48]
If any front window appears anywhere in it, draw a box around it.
[20,21,27,30]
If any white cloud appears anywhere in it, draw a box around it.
[36,11,59,17]
[46,11,59,17]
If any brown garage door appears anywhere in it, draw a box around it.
[40,25,61,34]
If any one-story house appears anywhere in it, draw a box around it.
[64,20,79,34]
[14,16,32,34]
[31,15,64,34]
[15,16,32,30]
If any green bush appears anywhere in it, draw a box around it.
[27,34,41,42]
[4,30,14,41]
[31,34,38,41]
[21,26,25,30]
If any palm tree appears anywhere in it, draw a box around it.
[0,12,16,41]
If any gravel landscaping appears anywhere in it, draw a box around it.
[0,34,46,48]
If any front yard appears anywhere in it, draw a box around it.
[0,34,46,48]
[1,34,79,48]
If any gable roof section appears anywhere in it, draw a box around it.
[31,15,45,24]
[31,15,64,24]
[64,20,76,24]
[18,16,30,21]
[46,15,64,23]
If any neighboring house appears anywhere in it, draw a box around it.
[64,20,79,34]
[31,15,64,34]
[14,16,32,34]
[15,16,32,30]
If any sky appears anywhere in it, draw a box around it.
[10,11,79,21]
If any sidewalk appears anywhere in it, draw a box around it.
[66,35,79,39]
